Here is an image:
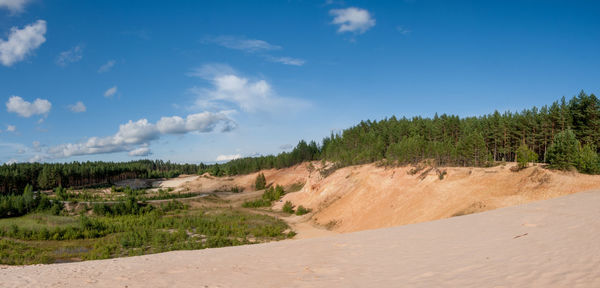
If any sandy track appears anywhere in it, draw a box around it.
[2,190,599,287]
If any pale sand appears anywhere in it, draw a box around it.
[2,190,599,288]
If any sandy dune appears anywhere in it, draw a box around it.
[2,190,599,287]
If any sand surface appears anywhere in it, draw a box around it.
[2,190,599,288]
[280,163,600,232]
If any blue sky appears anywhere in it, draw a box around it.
[1,0,599,164]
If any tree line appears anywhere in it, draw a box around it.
[215,91,600,174]
[0,160,205,195]
[3,91,599,194]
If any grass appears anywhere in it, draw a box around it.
[0,202,293,265]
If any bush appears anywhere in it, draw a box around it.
[295,205,311,216]
[576,144,600,174]
[254,173,266,190]
[282,201,294,214]
[516,144,538,169]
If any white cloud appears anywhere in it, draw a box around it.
[205,36,281,52]
[6,125,16,132]
[104,86,117,98]
[189,64,309,113]
[0,20,47,66]
[68,101,86,113]
[4,158,18,165]
[45,112,236,159]
[56,45,83,66]
[0,0,28,14]
[129,147,151,157]
[216,154,241,162]
[266,56,305,66]
[330,7,375,34]
[6,96,51,117]
[98,60,115,73]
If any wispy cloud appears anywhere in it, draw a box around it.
[265,56,305,66]
[0,20,47,66]
[330,7,375,34]
[6,96,51,118]
[204,35,281,53]
[104,86,117,98]
[216,154,241,162]
[6,125,16,132]
[98,60,115,73]
[396,26,411,35]
[68,101,86,113]
[0,0,29,14]
[56,45,83,66]
[188,64,310,113]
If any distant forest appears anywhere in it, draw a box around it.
[2,91,599,194]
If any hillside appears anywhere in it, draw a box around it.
[158,162,600,234]
[278,163,600,232]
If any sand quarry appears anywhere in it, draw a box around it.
[2,162,600,287]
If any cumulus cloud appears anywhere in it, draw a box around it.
[98,60,115,73]
[205,35,281,52]
[68,101,86,113]
[45,111,236,159]
[6,125,16,132]
[104,86,117,98]
[0,0,28,14]
[189,64,309,113]
[0,20,47,66]
[330,7,375,34]
[265,56,305,66]
[56,45,83,66]
[129,147,151,157]
[6,96,51,117]
[216,154,241,162]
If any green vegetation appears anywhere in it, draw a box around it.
[0,185,62,218]
[0,198,291,265]
[242,185,285,208]
[282,201,294,214]
[546,130,581,170]
[212,91,600,175]
[254,173,266,190]
[516,144,538,169]
[295,205,311,216]
[1,160,205,195]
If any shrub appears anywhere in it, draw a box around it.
[254,173,266,190]
[576,144,600,174]
[295,205,311,215]
[282,201,294,214]
[516,144,538,169]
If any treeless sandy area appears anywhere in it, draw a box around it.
[2,190,599,287]
[279,163,600,232]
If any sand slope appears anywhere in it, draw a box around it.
[2,190,599,287]
[279,163,600,232]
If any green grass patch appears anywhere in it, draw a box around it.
[0,205,292,265]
